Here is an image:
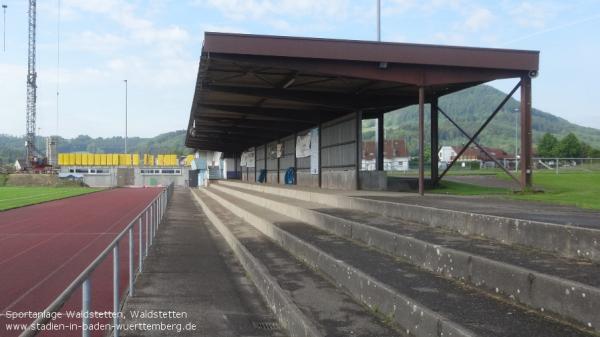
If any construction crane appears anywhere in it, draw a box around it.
[25,0,41,169]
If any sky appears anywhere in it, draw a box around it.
[0,0,599,139]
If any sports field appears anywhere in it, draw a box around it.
[432,171,600,210]
[0,187,101,211]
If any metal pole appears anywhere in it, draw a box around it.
[430,96,439,184]
[113,244,120,337]
[377,0,381,41]
[355,110,362,189]
[520,76,533,189]
[149,205,153,245]
[376,113,384,171]
[128,227,134,297]
[145,211,149,256]
[418,87,425,195]
[138,218,142,272]
[82,278,91,337]
[124,79,128,154]
[514,108,519,172]
[2,4,6,52]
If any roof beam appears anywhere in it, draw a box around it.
[195,117,310,131]
[204,84,415,110]
[205,83,357,110]
[197,104,341,123]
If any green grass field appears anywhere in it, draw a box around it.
[0,187,101,211]
[431,171,600,210]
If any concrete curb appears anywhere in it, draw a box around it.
[218,180,600,263]
[191,189,323,337]
[204,187,477,337]
[212,183,600,332]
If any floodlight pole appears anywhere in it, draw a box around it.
[377,0,381,41]
[2,4,6,52]
[124,79,128,154]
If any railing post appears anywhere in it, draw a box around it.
[149,205,153,246]
[113,244,120,337]
[138,218,143,272]
[145,210,149,256]
[128,227,134,297]
[82,278,91,337]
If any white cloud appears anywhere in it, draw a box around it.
[510,1,560,29]
[463,7,494,31]
[67,31,127,54]
[197,0,354,33]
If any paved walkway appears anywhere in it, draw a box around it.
[121,188,284,337]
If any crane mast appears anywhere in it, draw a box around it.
[25,0,37,167]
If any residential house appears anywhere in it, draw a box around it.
[438,146,512,168]
[362,139,410,171]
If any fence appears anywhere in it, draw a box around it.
[503,158,600,174]
[19,183,175,337]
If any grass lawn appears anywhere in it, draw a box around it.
[509,171,600,210]
[430,180,509,196]
[430,171,600,210]
[0,186,101,211]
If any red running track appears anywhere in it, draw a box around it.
[0,187,162,337]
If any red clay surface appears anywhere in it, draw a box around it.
[0,187,162,337]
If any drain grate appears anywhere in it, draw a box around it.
[251,320,280,331]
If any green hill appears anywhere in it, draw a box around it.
[2,84,600,164]
[0,130,191,165]
[364,85,600,155]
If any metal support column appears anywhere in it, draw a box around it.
[418,87,425,195]
[430,96,439,185]
[277,140,281,184]
[318,123,322,188]
[520,75,533,189]
[293,132,298,184]
[376,113,384,171]
[355,110,362,189]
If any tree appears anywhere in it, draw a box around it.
[537,132,558,157]
[556,133,582,158]
[581,142,600,158]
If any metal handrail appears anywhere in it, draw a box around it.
[18,182,175,337]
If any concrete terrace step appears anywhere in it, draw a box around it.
[121,188,286,337]
[203,186,596,337]
[191,189,404,337]
[211,183,600,332]
[217,180,600,263]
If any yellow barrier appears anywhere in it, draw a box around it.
[58,153,184,167]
